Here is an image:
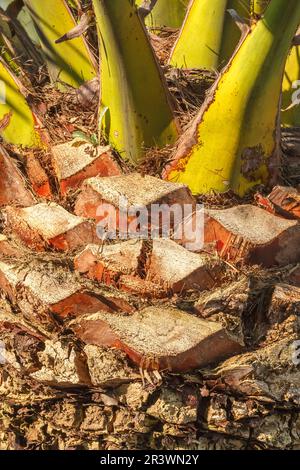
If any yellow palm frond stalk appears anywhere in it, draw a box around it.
[93,0,179,164]
[24,0,97,89]
[169,0,250,70]
[165,0,300,196]
[282,45,300,127]
[0,58,45,148]
[137,0,189,28]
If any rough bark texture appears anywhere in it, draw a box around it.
[1,150,300,450]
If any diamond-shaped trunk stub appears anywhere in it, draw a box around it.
[0,145,35,207]
[71,307,242,372]
[74,240,164,297]
[52,141,122,195]
[204,204,300,266]
[74,173,196,224]
[146,239,221,292]
[0,260,134,330]
[5,202,99,252]
[74,239,221,296]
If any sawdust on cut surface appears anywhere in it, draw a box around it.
[207,204,299,244]
[83,307,224,357]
